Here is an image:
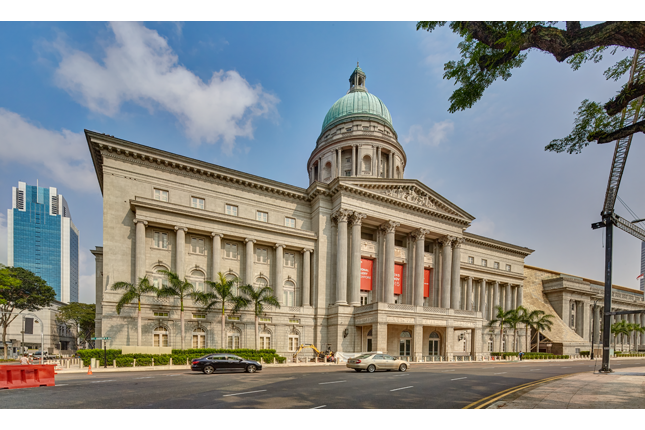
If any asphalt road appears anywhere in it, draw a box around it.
[2,358,644,408]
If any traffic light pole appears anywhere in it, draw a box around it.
[600,213,613,373]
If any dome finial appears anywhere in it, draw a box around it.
[349,64,367,93]
[357,61,359,67]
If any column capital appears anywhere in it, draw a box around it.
[301,248,313,254]
[133,218,148,227]
[411,228,430,241]
[481,278,488,283]
[349,212,367,226]
[452,237,464,249]
[438,235,455,247]
[274,243,285,249]
[467,276,473,281]
[379,220,400,234]
[245,238,256,244]
[331,208,352,224]
[174,226,187,232]
[211,232,223,238]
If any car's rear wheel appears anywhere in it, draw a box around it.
[367,364,376,373]
[203,365,215,375]
[354,369,362,372]
[246,364,257,373]
[399,364,407,372]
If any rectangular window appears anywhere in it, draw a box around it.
[284,290,295,306]
[288,319,299,324]
[191,197,204,209]
[481,259,487,267]
[259,336,270,349]
[361,232,373,241]
[345,170,351,176]
[284,252,295,267]
[257,211,268,222]
[192,314,206,319]
[227,316,240,321]
[288,336,299,352]
[360,293,368,306]
[494,262,500,269]
[191,237,205,254]
[395,239,403,247]
[285,217,296,228]
[225,204,238,216]
[153,312,168,317]
[259,317,271,323]
[154,232,169,249]
[225,243,238,259]
[227,335,240,349]
[346,157,351,163]
[468,256,474,264]
[506,264,512,272]
[154,189,168,202]
[256,248,268,264]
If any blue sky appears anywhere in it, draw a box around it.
[1,21,643,303]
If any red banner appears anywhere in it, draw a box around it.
[360,259,373,291]
[424,268,432,298]
[394,264,404,295]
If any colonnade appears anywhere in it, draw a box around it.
[309,144,399,183]
[132,218,314,307]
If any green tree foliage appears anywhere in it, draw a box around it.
[56,302,96,349]
[111,276,158,347]
[157,270,195,350]
[416,21,645,153]
[238,283,280,350]
[488,306,514,352]
[0,265,56,359]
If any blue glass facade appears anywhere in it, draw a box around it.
[70,227,79,302]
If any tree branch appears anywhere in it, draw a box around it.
[566,21,581,33]
[462,21,645,64]
[604,82,645,116]
[591,119,645,143]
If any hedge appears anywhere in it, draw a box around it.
[580,351,590,356]
[613,353,645,357]
[490,352,570,360]
[77,348,286,367]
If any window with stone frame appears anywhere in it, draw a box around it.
[190,237,205,254]
[153,326,169,347]
[190,270,205,292]
[225,204,238,216]
[570,302,576,328]
[284,252,295,267]
[506,264,512,272]
[192,328,206,348]
[154,189,168,202]
[468,256,474,264]
[227,332,240,349]
[285,217,296,228]
[256,211,268,222]
[288,334,299,352]
[481,259,488,267]
[494,262,500,269]
[191,197,204,209]
[345,170,351,176]
[256,247,268,264]
[154,231,169,249]
[284,280,296,306]
[224,243,238,259]
[259,332,271,349]
[152,266,169,289]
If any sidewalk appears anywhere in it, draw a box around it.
[488,366,645,409]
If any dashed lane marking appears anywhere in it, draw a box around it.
[311,405,327,409]
[90,380,115,384]
[451,377,467,381]
[54,384,69,386]
[493,372,507,375]
[441,370,455,372]
[135,377,153,379]
[319,380,346,385]
[223,389,267,397]
[529,369,541,371]
[390,386,413,392]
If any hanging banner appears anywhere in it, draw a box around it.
[424,268,432,298]
[394,264,404,295]
[360,259,373,291]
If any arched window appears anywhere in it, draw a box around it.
[284,280,295,306]
[429,332,440,356]
[190,270,205,292]
[152,266,168,289]
[487,335,494,352]
[259,329,271,349]
[153,326,169,347]
[399,330,412,356]
[225,273,239,296]
[362,155,372,174]
[380,157,388,178]
[323,162,332,181]
[192,328,205,349]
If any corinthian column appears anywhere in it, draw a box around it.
[451,238,463,309]
[466,277,473,311]
[174,226,187,280]
[133,219,147,282]
[302,249,312,306]
[493,281,500,315]
[350,212,367,306]
[505,283,512,311]
[333,209,352,305]
[274,244,285,305]
[211,233,223,282]
[480,279,487,319]
[438,236,454,309]
[244,238,255,285]
[412,229,429,307]
[380,220,400,304]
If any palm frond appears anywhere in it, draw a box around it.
[115,290,137,314]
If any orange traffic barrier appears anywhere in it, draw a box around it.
[87,365,92,375]
[0,364,56,389]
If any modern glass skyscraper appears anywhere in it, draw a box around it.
[7,181,79,303]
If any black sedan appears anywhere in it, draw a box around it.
[191,353,262,374]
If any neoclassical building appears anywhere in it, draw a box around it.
[87,66,643,358]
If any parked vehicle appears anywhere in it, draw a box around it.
[191,353,262,374]
[346,353,409,373]
[32,351,57,360]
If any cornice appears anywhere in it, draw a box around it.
[463,232,534,257]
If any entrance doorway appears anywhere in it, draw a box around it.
[400,331,411,356]
[429,331,440,356]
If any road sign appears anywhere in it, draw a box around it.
[91,337,110,340]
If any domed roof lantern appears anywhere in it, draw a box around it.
[349,62,367,93]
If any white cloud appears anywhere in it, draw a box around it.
[0,108,95,192]
[402,120,454,147]
[0,213,6,266]
[53,22,278,154]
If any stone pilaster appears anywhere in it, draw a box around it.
[480,279,487,319]
[493,281,500,316]
[412,228,429,307]
[466,277,473,311]
[413,324,423,362]
[332,209,352,305]
[380,220,399,304]
[376,146,381,177]
[211,233,223,282]
[373,323,388,354]
[302,249,312,306]
[244,238,255,285]
[349,212,367,306]
[445,325,454,360]
[133,219,147,282]
[274,244,285,305]
[438,236,454,309]
[517,285,523,307]
[505,283,512,311]
[174,226,187,280]
[451,238,463,309]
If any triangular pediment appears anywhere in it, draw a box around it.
[337,179,475,223]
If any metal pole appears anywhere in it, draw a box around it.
[591,301,597,360]
[104,341,107,369]
[601,214,613,372]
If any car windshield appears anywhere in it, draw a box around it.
[356,354,373,359]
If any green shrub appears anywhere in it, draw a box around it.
[580,351,590,356]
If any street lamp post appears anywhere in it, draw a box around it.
[591,300,598,360]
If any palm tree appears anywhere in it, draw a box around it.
[238,283,281,350]
[111,276,158,346]
[632,324,645,353]
[508,306,528,352]
[488,306,514,353]
[521,308,544,352]
[157,270,195,350]
[192,272,249,349]
[611,320,629,352]
[525,311,554,353]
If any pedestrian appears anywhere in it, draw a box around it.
[519,351,524,361]
[20,354,30,365]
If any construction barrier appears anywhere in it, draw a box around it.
[0,365,56,389]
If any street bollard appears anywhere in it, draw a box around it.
[113,359,116,368]
[152,358,154,367]
[273,357,276,364]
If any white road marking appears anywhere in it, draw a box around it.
[561,367,571,368]
[90,380,115,383]
[311,405,327,409]
[163,374,182,376]
[223,389,267,397]
[55,384,69,386]
[529,369,541,371]
[451,377,467,381]
[494,372,507,375]
[135,377,153,379]
[319,380,346,385]
[390,386,413,392]
[441,370,455,372]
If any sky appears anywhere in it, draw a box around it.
[0,21,643,304]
